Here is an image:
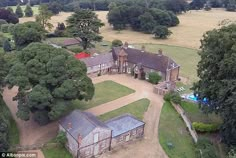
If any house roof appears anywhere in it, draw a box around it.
[74,52,91,59]
[80,53,113,67]
[63,38,81,46]
[105,114,145,137]
[112,47,179,73]
[59,110,110,141]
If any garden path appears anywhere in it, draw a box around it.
[2,74,168,158]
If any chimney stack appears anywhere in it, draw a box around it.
[141,45,145,52]
[123,42,129,49]
[158,49,163,56]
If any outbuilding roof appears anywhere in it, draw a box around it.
[105,114,145,137]
[59,110,110,141]
[80,53,113,67]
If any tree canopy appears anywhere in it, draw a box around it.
[15,5,24,18]
[66,9,104,50]
[5,43,94,125]
[0,8,19,24]
[12,22,45,49]
[193,24,236,146]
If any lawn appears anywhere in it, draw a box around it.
[180,101,222,124]
[98,98,150,121]
[42,140,72,158]
[0,95,19,145]
[72,80,135,110]
[133,44,199,83]
[9,5,39,15]
[159,101,197,158]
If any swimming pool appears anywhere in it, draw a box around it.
[182,93,207,103]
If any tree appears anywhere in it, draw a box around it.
[111,39,123,47]
[193,24,236,146]
[24,4,33,17]
[15,5,24,18]
[153,25,172,39]
[54,23,66,37]
[36,4,53,31]
[12,22,44,49]
[139,12,155,33]
[6,7,14,13]
[66,9,104,50]
[48,2,62,15]
[3,39,11,52]
[0,53,8,90]
[190,0,206,9]
[5,43,94,125]
[0,8,19,24]
[228,149,236,158]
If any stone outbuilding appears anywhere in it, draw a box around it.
[59,111,145,158]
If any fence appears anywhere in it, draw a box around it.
[171,102,198,143]
[9,143,58,152]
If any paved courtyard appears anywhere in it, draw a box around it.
[3,74,168,158]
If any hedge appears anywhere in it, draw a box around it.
[192,122,220,133]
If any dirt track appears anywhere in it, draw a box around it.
[3,74,168,158]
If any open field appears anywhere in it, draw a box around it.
[98,98,150,121]
[159,102,197,158]
[18,9,236,49]
[72,80,135,110]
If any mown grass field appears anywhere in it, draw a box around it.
[98,98,150,121]
[72,80,135,110]
[159,102,197,158]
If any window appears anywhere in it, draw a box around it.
[94,133,99,143]
[85,148,91,156]
[119,135,123,142]
[132,129,137,136]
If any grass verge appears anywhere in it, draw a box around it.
[159,101,197,158]
[72,80,135,110]
[98,98,150,121]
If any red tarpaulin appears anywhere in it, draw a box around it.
[74,52,91,59]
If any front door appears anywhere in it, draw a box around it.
[125,134,130,142]
[94,144,99,155]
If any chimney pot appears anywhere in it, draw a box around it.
[158,49,163,55]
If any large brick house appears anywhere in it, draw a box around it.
[59,111,145,158]
[80,43,180,83]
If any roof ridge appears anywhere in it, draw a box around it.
[105,113,145,124]
[81,112,106,128]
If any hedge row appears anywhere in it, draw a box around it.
[192,122,220,133]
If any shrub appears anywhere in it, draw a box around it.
[164,93,172,102]
[192,122,220,133]
[153,25,172,39]
[24,5,33,17]
[3,39,12,52]
[55,131,67,146]
[195,137,218,158]
[0,8,19,24]
[15,5,24,18]
[0,33,7,47]
[164,92,181,104]
[68,47,84,53]
[8,24,15,34]
[112,39,123,47]
[0,19,7,27]
[148,72,162,84]
[1,24,11,33]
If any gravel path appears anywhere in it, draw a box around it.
[90,75,168,158]
[3,74,168,158]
